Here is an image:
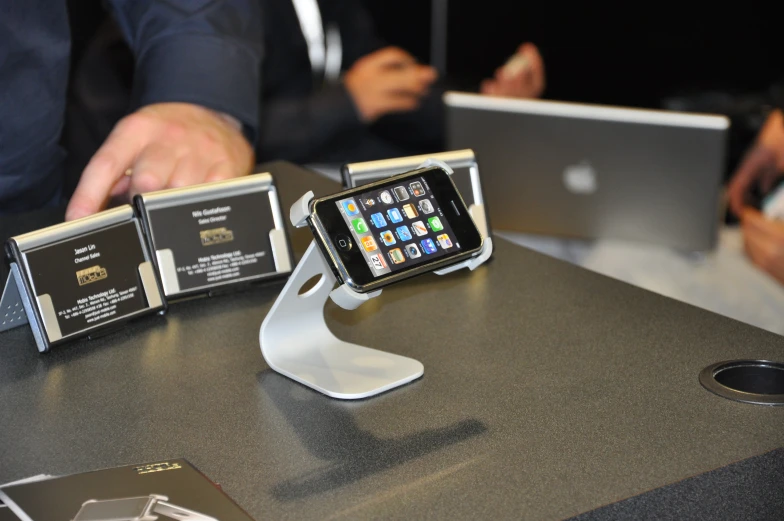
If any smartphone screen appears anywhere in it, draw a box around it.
[310,167,483,290]
[335,176,462,277]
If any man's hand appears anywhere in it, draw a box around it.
[65,102,254,221]
[344,47,438,123]
[741,208,784,284]
[480,43,545,99]
[728,109,784,217]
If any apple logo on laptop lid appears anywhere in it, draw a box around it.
[563,161,598,195]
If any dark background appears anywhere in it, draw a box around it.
[363,1,784,107]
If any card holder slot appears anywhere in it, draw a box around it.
[155,249,180,297]
[139,261,164,310]
[35,293,62,343]
[269,229,292,273]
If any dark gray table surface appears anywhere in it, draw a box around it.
[1,162,783,520]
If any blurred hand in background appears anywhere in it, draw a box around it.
[728,109,784,282]
[728,109,784,217]
[740,208,784,284]
[344,47,438,123]
[65,102,254,221]
[480,43,546,99]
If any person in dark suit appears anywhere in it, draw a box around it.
[0,0,263,218]
[59,0,544,180]
[255,0,545,164]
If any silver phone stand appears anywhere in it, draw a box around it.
[259,160,493,400]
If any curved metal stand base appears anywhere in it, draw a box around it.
[260,241,423,400]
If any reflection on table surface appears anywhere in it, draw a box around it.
[499,226,784,337]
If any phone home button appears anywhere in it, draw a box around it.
[334,234,353,252]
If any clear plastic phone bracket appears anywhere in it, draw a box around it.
[259,160,493,399]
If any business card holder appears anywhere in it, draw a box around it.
[260,160,492,399]
[1,206,164,352]
[135,172,292,302]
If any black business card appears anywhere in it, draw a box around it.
[23,221,150,339]
[145,191,277,295]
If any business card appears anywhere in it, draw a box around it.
[137,173,293,299]
[23,221,152,339]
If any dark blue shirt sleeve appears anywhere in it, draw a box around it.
[0,0,70,212]
[107,0,264,140]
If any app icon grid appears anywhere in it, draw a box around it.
[336,176,463,275]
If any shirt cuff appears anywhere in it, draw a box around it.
[131,34,261,142]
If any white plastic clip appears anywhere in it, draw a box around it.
[419,157,454,175]
[433,237,494,275]
[290,190,315,228]
[417,158,494,275]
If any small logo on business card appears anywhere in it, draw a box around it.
[200,227,235,246]
[76,265,108,286]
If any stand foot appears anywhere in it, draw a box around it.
[267,341,423,399]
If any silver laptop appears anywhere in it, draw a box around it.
[445,92,729,250]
